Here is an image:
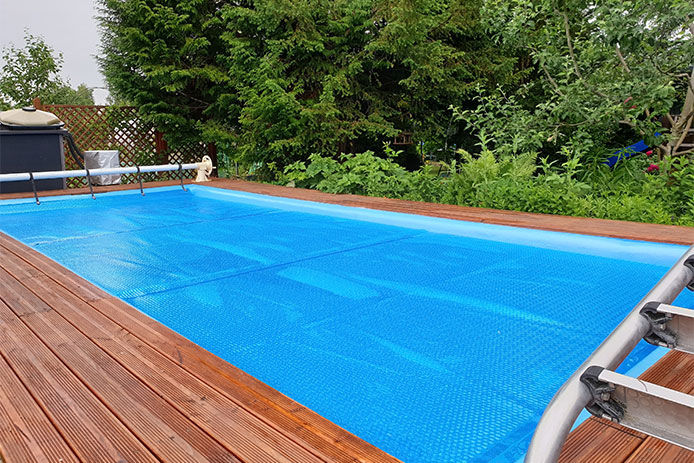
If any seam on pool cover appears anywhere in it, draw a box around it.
[118,232,424,299]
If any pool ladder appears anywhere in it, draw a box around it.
[526,246,694,462]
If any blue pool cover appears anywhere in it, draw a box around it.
[1,185,693,463]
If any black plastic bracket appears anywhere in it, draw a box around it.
[640,302,676,348]
[85,168,95,199]
[135,165,145,196]
[580,365,624,422]
[684,256,694,291]
[178,163,187,192]
[28,172,40,205]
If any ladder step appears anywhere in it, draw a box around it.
[640,302,694,354]
[581,366,694,451]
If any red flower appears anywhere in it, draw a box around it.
[646,164,659,172]
[645,150,653,156]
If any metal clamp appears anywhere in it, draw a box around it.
[685,256,694,291]
[85,168,95,199]
[579,366,624,422]
[177,163,187,192]
[135,165,144,196]
[28,172,40,205]
[640,302,676,348]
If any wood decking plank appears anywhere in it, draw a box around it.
[0,232,399,463]
[638,350,694,392]
[0,264,246,463]
[93,296,396,463]
[0,250,331,463]
[558,417,645,463]
[625,438,694,462]
[622,350,694,462]
[0,353,79,463]
[0,297,158,463]
[0,234,110,303]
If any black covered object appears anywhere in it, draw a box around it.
[0,106,67,193]
[0,128,67,193]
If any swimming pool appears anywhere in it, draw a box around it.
[1,185,691,462]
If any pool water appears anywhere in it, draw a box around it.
[1,185,692,463]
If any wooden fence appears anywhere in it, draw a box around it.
[34,99,216,188]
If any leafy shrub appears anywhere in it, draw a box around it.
[280,147,694,226]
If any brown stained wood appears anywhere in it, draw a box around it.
[1,179,694,463]
[0,251,330,463]
[0,232,399,463]
[624,350,694,462]
[638,350,694,393]
[0,354,79,463]
[559,352,694,462]
[0,298,158,463]
[558,417,645,463]
[0,266,243,463]
[0,234,111,303]
[626,438,694,462]
[93,296,396,463]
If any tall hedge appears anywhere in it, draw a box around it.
[99,0,519,165]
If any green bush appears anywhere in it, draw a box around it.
[280,147,694,226]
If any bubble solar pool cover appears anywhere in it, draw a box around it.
[1,185,693,463]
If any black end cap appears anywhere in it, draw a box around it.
[685,256,694,291]
[580,365,605,384]
[640,301,662,317]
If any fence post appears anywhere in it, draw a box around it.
[154,131,168,164]
[32,98,44,110]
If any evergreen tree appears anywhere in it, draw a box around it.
[98,0,236,144]
[98,0,517,166]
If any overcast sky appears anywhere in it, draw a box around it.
[0,0,109,104]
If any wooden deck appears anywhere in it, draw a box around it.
[0,178,693,462]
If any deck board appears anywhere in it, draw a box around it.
[0,226,398,462]
[0,233,393,463]
[0,297,159,463]
[0,352,80,463]
[0,247,324,463]
[0,179,693,462]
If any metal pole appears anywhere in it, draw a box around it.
[0,162,203,184]
[525,244,694,462]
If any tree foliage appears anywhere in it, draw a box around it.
[0,32,95,109]
[98,0,233,144]
[459,0,694,162]
[98,0,519,165]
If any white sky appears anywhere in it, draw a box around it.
[0,0,109,104]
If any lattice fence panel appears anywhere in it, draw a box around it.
[39,102,213,188]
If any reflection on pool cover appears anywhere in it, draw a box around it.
[1,185,692,463]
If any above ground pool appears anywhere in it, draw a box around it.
[1,185,692,463]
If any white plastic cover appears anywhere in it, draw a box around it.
[0,107,62,127]
[84,150,121,185]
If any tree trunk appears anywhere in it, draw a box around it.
[664,26,694,156]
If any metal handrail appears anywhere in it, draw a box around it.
[525,244,694,462]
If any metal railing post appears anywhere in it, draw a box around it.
[525,244,694,462]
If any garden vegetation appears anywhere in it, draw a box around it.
[98,0,694,225]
